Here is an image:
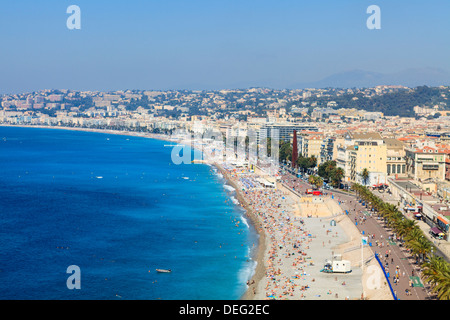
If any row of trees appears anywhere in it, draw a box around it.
[280,142,348,189]
[352,184,450,300]
[317,160,345,188]
[308,174,323,189]
[279,141,317,173]
[280,140,370,190]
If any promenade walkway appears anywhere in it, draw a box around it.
[337,196,432,300]
[373,189,450,261]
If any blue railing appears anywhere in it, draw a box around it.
[374,253,398,300]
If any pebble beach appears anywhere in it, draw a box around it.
[216,164,392,300]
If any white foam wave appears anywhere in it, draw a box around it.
[239,259,257,285]
[230,196,239,205]
[223,185,235,192]
[240,215,250,229]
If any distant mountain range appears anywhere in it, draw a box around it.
[151,67,450,91]
[288,67,450,89]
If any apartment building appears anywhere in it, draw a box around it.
[336,144,353,183]
[320,136,336,163]
[337,132,387,185]
[297,131,324,163]
[384,138,407,177]
[249,123,318,145]
[405,144,447,181]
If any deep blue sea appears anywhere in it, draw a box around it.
[0,126,258,300]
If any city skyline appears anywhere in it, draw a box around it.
[1,1,450,94]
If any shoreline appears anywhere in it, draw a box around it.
[213,162,267,300]
[0,124,176,143]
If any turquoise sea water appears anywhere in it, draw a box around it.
[0,126,258,300]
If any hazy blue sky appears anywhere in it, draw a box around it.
[1,0,449,93]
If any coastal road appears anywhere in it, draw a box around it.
[336,195,432,300]
[280,174,434,300]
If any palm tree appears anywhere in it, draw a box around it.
[422,255,450,300]
[396,219,417,238]
[377,202,391,219]
[325,161,336,175]
[308,174,323,189]
[361,168,370,186]
[386,212,403,230]
[315,176,323,189]
[433,272,450,300]
[353,183,369,202]
[407,235,433,263]
[330,167,344,188]
[279,140,292,163]
[423,256,448,285]
[309,155,317,169]
[404,227,424,244]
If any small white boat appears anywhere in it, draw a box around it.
[182,177,189,180]
[156,269,172,273]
